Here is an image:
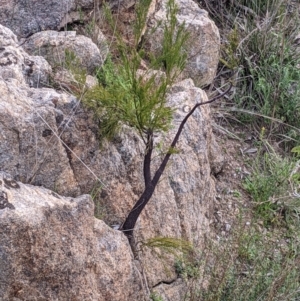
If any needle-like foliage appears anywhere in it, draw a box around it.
[83,0,232,251]
[84,0,188,143]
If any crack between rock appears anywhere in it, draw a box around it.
[61,141,78,184]
[168,172,186,237]
[152,277,178,288]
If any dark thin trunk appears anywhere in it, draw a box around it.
[143,131,153,187]
[119,182,156,242]
[120,83,232,249]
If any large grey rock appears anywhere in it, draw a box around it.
[145,0,220,87]
[0,78,81,196]
[59,77,223,286]
[0,25,105,196]
[0,172,143,301]
[0,0,94,38]
[0,22,224,296]
[0,25,79,196]
[0,25,51,87]
[22,30,108,74]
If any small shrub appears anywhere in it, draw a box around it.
[243,142,300,226]
[90,184,107,220]
[83,0,207,247]
[150,292,164,301]
[174,258,200,279]
[220,25,240,70]
[84,0,188,141]
[65,49,87,86]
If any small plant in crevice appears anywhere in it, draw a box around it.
[139,236,194,271]
[90,184,107,220]
[137,236,195,288]
[174,257,200,280]
[64,49,87,85]
[140,237,194,255]
[150,292,164,301]
[49,48,88,97]
[83,0,232,251]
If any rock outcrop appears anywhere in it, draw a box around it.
[0,22,224,297]
[0,25,79,196]
[0,0,220,87]
[22,30,108,75]
[0,172,143,301]
[0,0,224,297]
[146,0,220,87]
[0,0,94,38]
[0,25,105,197]
[0,25,51,88]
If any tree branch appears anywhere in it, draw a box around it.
[120,83,233,250]
[151,82,233,187]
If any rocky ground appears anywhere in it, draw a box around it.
[1,0,299,300]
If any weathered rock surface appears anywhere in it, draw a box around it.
[22,30,108,74]
[0,25,103,197]
[57,76,223,287]
[0,25,80,196]
[0,25,51,88]
[0,0,94,38]
[0,22,224,298]
[0,77,81,196]
[146,0,220,87]
[152,279,187,301]
[133,78,220,286]
[0,172,142,301]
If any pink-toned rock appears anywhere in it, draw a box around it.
[0,21,224,299]
[0,172,143,301]
[145,0,220,87]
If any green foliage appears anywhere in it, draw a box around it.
[140,236,194,285]
[150,292,164,301]
[64,49,87,86]
[216,229,300,301]
[85,19,96,37]
[180,221,300,301]
[174,257,200,279]
[205,0,300,145]
[239,1,300,143]
[159,0,188,80]
[243,145,300,226]
[237,0,279,14]
[220,26,240,69]
[90,184,106,220]
[232,190,241,198]
[291,146,300,157]
[241,50,300,135]
[83,0,188,142]
[141,236,193,256]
